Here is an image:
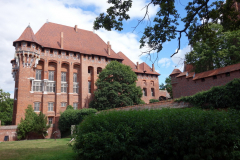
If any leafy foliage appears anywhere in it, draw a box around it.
[89,61,143,110]
[186,24,240,73]
[149,99,159,103]
[17,105,50,140]
[175,78,240,109]
[159,83,165,90]
[66,105,74,110]
[73,108,240,160]
[165,76,172,98]
[93,0,240,57]
[0,89,13,125]
[58,108,97,135]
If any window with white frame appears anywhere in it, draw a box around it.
[61,72,66,82]
[73,103,78,110]
[48,71,54,81]
[48,117,53,124]
[34,102,40,111]
[61,102,67,107]
[61,83,68,93]
[73,73,77,82]
[33,81,42,92]
[47,82,55,92]
[73,83,78,93]
[48,102,54,111]
[36,70,42,80]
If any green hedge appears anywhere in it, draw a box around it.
[149,99,159,103]
[73,108,240,160]
[175,78,240,109]
[58,108,97,135]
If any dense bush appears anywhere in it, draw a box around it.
[66,105,74,110]
[175,78,240,109]
[149,99,159,103]
[17,105,49,140]
[73,108,240,160]
[58,108,97,135]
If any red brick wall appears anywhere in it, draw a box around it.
[0,126,17,141]
[171,70,240,99]
[12,42,160,128]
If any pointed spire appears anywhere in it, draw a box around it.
[14,25,39,44]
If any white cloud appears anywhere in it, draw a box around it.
[63,0,158,19]
[171,45,191,71]
[158,58,171,68]
[0,0,148,98]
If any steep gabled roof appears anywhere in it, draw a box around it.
[117,52,160,75]
[14,26,39,44]
[34,22,123,59]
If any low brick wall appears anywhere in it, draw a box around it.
[0,125,18,141]
[110,100,192,111]
[0,126,60,141]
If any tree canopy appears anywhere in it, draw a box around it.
[186,23,240,73]
[0,89,13,125]
[89,61,143,110]
[93,0,240,58]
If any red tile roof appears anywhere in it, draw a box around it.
[186,72,195,78]
[170,69,182,75]
[117,52,160,75]
[15,22,123,60]
[159,90,170,98]
[176,71,187,77]
[14,26,39,44]
[193,63,240,80]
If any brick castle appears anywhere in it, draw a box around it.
[10,22,160,126]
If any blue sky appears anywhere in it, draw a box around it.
[0,0,211,97]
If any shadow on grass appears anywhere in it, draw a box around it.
[0,143,77,160]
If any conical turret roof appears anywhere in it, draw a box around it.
[170,68,182,75]
[14,25,39,44]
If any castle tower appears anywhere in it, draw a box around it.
[11,25,41,125]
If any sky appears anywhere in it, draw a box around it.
[0,0,193,98]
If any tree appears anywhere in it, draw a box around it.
[165,76,173,98]
[89,61,143,110]
[17,105,50,140]
[159,83,166,90]
[66,105,74,110]
[93,0,240,58]
[0,89,13,125]
[186,23,240,73]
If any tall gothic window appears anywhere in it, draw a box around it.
[48,71,54,81]
[36,70,42,80]
[88,81,91,93]
[151,88,155,97]
[143,88,147,96]
[61,72,66,82]
[73,73,78,93]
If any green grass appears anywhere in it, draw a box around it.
[0,138,77,160]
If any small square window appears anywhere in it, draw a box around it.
[201,78,205,82]
[61,102,66,107]
[213,75,217,79]
[34,102,40,111]
[226,72,230,77]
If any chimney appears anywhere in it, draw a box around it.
[107,41,111,55]
[152,63,155,72]
[74,25,78,32]
[136,62,139,70]
[61,32,63,49]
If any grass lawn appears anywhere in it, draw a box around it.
[0,138,77,160]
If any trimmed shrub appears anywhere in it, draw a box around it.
[66,105,74,110]
[175,78,240,109]
[149,99,159,103]
[58,108,97,136]
[73,108,240,160]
